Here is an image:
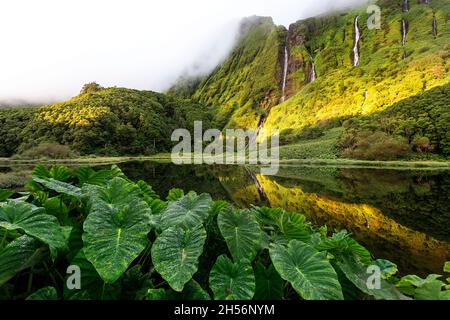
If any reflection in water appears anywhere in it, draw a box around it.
[3,161,447,277]
[115,162,450,277]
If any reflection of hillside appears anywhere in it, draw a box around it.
[253,174,450,276]
[271,167,450,242]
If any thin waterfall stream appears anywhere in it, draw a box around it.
[353,17,361,67]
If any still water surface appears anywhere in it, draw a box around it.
[116,161,450,277]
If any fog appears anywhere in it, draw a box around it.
[0,0,369,104]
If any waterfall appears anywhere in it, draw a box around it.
[402,20,407,47]
[308,53,316,83]
[353,17,361,67]
[403,0,409,12]
[280,46,289,103]
[433,16,437,38]
[401,20,408,59]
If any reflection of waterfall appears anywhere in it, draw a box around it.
[250,114,266,144]
[433,16,437,38]
[353,17,361,67]
[403,0,409,12]
[307,53,317,83]
[245,167,268,203]
[280,46,289,103]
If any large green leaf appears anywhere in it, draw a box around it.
[209,255,255,300]
[254,262,284,300]
[0,189,13,202]
[218,208,264,262]
[151,226,206,292]
[254,207,313,242]
[160,192,212,230]
[32,176,82,199]
[82,178,152,283]
[0,235,48,286]
[81,177,141,207]
[316,230,372,265]
[269,240,343,300]
[75,167,119,186]
[64,250,120,300]
[0,201,66,250]
[337,254,409,300]
[26,287,58,300]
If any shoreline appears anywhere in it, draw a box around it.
[0,155,449,170]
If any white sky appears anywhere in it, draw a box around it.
[0,0,368,104]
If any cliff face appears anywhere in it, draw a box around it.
[264,0,450,136]
[189,16,285,129]
[169,0,450,156]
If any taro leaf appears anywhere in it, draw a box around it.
[374,259,398,279]
[209,255,255,300]
[176,280,210,300]
[75,167,118,186]
[254,207,312,242]
[269,240,344,300]
[151,226,206,292]
[0,189,13,202]
[136,180,159,201]
[32,165,72,182]
[217,208,264,262]
[414,280,445,300]
[64,250,120,300]
[44,197,70,226]
[49,165,72,182]
[146,289,175,300]
[145,280,210,301]
[82,178,152,283]
[166,188,184,201]
[121,265,153,300]
[32,164,50,179]
[32,176,82,199]
[26,287,58,300]
[81,177,141,207]
[160,192,212,231]
[0,201,66,250]
[444,262,450,273]
[148,199,167,216]
[0,235,48,286]
[254,262,283,300]
[316,230,372,265]
[337,254,409,300]
[82,199,152,283]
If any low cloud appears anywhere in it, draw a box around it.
[0,0,368,105]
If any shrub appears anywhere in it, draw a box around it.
[341,131,411,160]
[15,143,73,160]
[412,136,434,153]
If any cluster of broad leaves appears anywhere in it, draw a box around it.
[0,164,449,300]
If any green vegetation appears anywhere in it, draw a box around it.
[0,86,212,158]
[186,16,284,129]
[340,83,450,160]
[0,164,449,300]
[169,0,449,161]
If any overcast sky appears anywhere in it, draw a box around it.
[0,0,368,104]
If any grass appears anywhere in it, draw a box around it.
[278,127,343,160]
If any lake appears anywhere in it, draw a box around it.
[2,160,450,277]
[116,161,450,277]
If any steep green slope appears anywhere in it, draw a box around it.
[189,16,285,129]
[174,0,449,160]
[264,0,450,141]
[0,87,212,157]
